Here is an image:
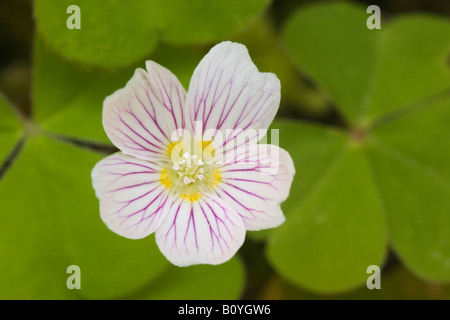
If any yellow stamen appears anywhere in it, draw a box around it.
[164,140,220,202]
[169,140,215,159]
[160,168,172,188]
[167,141,182,157]
[180,192,202,202]
[201,140,215,160]
[211,168,221,187]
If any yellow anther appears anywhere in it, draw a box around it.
[160,168,172,188]
[180,192,202,202]
[211,169,221,187]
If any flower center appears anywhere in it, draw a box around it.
[160,141,221,202]
[173,152,205,185]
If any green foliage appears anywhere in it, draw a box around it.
[140,258,244,299]
[33,36,133,143]
[35,0,158,68]
[1,0,449,299]
[282,2,378,125]
[0,136,169,299]
[149,0,271,45]
[269,129,387,293]
[149,44,203,89]
[262,263,450,300]
[34,0,271,68]
[365,15,450,121]
[267,2,450,293]
[231,17,330,116]
[367,97,450,281]
[0,94,22,163]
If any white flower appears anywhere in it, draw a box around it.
[91,41,295,267]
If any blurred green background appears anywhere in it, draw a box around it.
[0,0,449,299]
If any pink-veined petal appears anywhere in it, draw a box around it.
[92,152,171,239]
[218,144,295,231]
[103,61,186,161]
[185,41,280,152]
[155,195,246,267]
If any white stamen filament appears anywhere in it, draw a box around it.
[173,152,205,185]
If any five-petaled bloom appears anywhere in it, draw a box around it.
[91,41,295,267]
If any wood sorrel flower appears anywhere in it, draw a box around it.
[92,42,295,267]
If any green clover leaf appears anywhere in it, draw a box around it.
[267,2,450,293]
[0,94,22,165]
[34,0,158,68]
[0,135,168,299]
[149,0,271,45]
[262,263,450,300]
[138,258,244,299]
[34,0,271,68]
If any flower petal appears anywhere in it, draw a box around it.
[218,144,295,230]
[185,41,280,151]
[103,61,186,161]
[92,152,171,239]
[155,196,246,267]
